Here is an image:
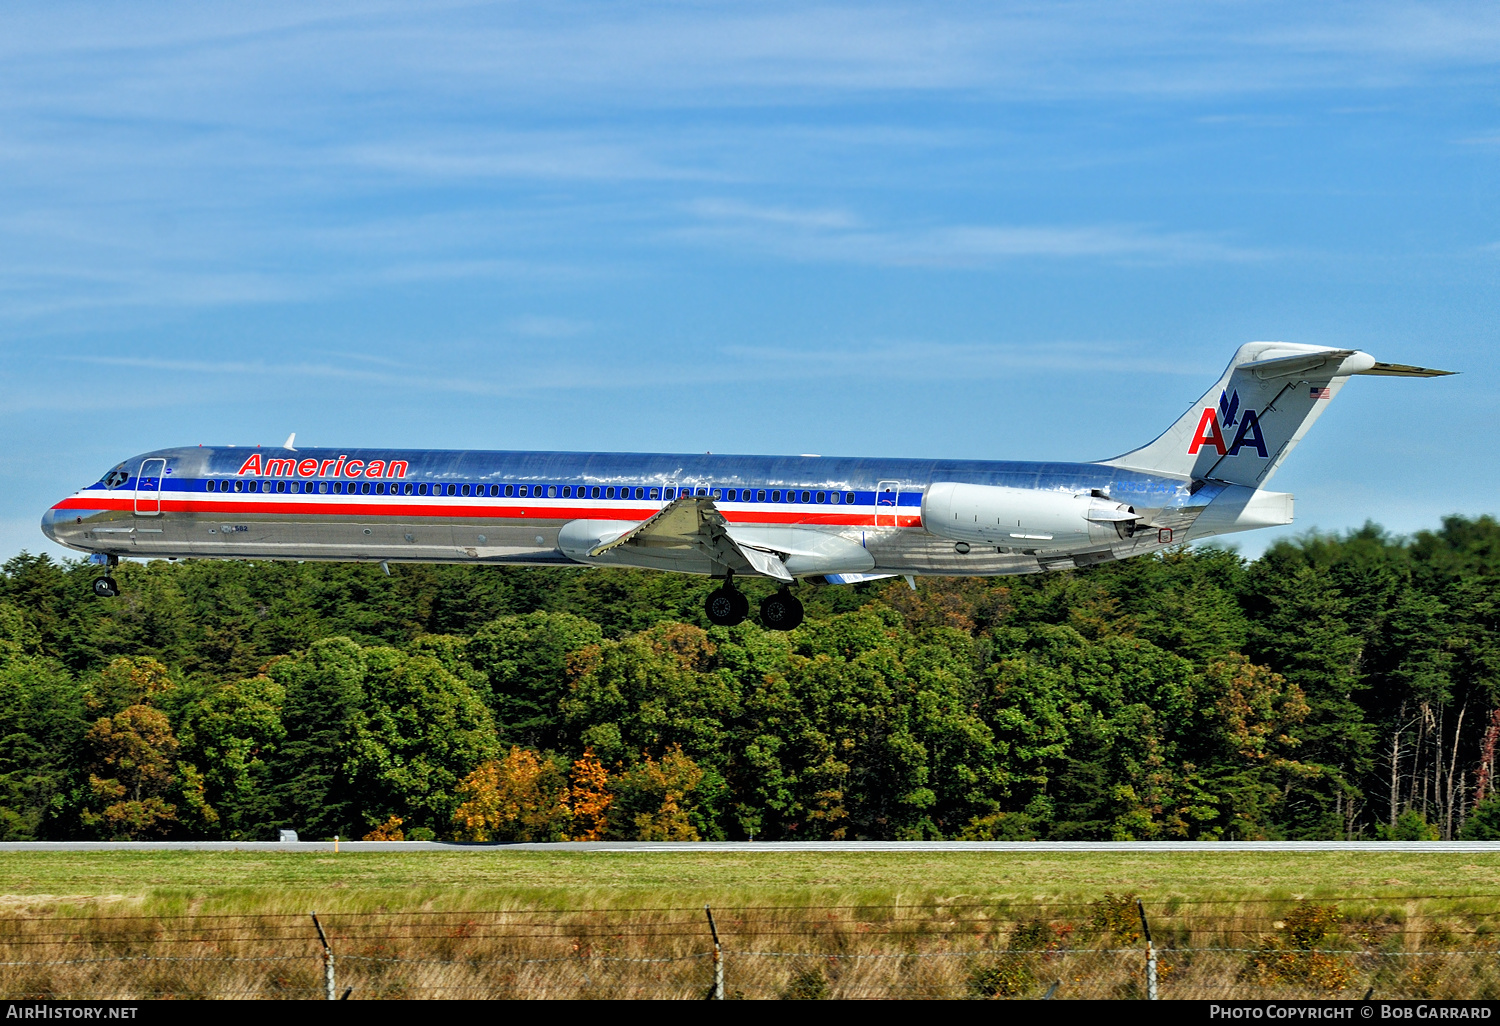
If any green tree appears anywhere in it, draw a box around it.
[268,637,367,839]
[345,646,500,834]
[467,612,602,748]
[1243,559,1371,838]
[178,676,286,839]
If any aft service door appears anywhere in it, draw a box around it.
[134,459,166,515]
[875,480,900,527]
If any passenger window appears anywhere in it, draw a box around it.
[548,486,557,498]
[634,487,644,499]
[846,492,856,504]
[404,483,413,495]
[518,485,528,497]
[605,487,615,499]
[816,491,826,503]
[504,485,514,497]
[663,488,675,499]
[461,484,471,497]
[754,490,764,501]
[488,485,497,497]
[649,488,661,500]
[416,483,426,496]
[360,482,370,494]
[443,484,453,496]
[591,486,601,499]
[771,490,781,502]
[711,489,722,500]
[800,491,811,503]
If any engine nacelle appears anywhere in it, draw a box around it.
[922,482,1138,549]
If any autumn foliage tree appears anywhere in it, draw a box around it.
[568,748,611,841]
[609,746,705,841]
[452,746,570,842]
[79,704,217,839]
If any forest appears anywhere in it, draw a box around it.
[0,514,1496,843]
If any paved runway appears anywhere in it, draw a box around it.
[2,840,1498,852]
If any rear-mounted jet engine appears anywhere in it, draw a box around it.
[922,482,1141,549]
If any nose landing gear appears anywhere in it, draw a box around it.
[92,555,119,598]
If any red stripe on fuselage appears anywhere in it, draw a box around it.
[53,495,923,528]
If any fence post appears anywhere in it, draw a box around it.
[704,905,724,1000]
[312,912,336,1001]
[1136,899,1157,1001]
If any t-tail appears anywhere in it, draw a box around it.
[1102,342,1453,486]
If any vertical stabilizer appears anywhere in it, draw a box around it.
[1102,342,1412,486]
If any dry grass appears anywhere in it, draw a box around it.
[2,851,1499,998]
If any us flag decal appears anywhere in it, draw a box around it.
[1310,386,1332,399]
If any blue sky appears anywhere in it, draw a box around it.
[3,1,1497,561]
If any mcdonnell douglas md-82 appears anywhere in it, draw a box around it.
[43,342,1449,630]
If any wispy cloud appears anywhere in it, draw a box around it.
[721,340,1212,377]
[507,315,592,338]
[678,199,1265,267]
[53,335,1206,407]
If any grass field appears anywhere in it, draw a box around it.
[1,850,1496,916]
[4,852,1500,998]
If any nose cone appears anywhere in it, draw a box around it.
[40,507,60,544]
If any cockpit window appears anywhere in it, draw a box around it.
[103,466,129,489]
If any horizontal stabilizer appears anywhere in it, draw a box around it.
[1355,362,1455,378]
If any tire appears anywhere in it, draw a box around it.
[706,587,746,627]
[93,577,118,598]
[759,591,804,631]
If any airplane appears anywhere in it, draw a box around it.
[41,342,1450,631]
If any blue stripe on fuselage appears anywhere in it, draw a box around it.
[85,447,1201,509]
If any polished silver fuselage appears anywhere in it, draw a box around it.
[42,445,1277,578]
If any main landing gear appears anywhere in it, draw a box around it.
[92,556,119,598]
[758,589,804,631]
[703,578,804,631]
[705,582,751,627]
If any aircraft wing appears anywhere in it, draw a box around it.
[587,496,794,582]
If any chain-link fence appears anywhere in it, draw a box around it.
[5,901,1500,1000]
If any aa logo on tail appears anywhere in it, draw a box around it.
[1187,390,1268,457]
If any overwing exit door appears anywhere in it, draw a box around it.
[875,480,900,527]
[134,459,166,515]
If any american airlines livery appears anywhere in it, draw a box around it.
[43,343,1449,630]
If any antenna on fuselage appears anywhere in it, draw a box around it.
[282,433,296,451]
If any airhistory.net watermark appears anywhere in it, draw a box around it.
[5,1006,137,1019]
